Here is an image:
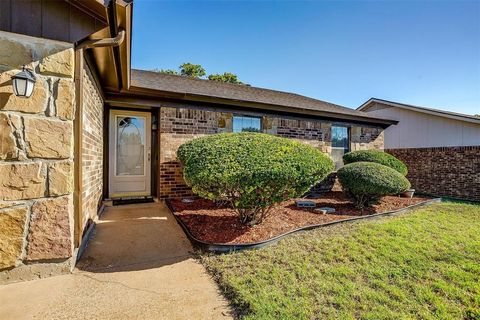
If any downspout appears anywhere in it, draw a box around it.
[72,1,125,248]
[74,28,125,91]
[72,30,124,250]
[107,0,124,91]
[73,48,83,251]
[75,29,125,50]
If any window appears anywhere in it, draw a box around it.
[116,116,146,176]
[331,126,349,169]
[233,115,262,133]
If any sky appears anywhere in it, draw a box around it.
[132,0,480,115]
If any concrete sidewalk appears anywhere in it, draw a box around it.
[0,202,231,320]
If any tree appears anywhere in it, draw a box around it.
[343,150,408,176]
[208,72,244,84]
[179,63,206,78]
[337,162,411,209]
[153,62,247,84]
[152,68,178,75]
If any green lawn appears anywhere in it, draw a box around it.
[201,202,480,320]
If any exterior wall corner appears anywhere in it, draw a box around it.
[0,31,76,283]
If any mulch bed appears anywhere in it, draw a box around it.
[169,191,431,244]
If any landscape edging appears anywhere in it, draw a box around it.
[166,198,442,253]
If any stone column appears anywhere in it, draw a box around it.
[0,31,75,283]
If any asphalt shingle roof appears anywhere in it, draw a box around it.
[130,69,396,124]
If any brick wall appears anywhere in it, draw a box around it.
[159,106,385,199]
[387,146,480,201]
[159,107,230,198]
[275,118,331,152]
[0,31,75,282]
[81,61,103,235]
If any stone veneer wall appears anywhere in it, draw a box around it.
[159,106,384,199]
[80,61,104,235]
[387,146,480,201]
[0,31,75,281]
[350,126,384,151]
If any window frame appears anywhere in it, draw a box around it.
[331,125,351,169]
[331,125,350,151]
[232,114,263,133]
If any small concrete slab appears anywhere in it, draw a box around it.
[295,200,316,208]
[314,207,336,214]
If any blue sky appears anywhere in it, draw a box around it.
[132,0,480,115]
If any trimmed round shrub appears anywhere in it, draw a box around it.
[178,132,335,225]
[343,150,408,176]
[337,162,411,209]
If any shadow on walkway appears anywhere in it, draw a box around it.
[76,201,194,273]
[0,202,232,319]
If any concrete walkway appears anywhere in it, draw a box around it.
[0,202,232,320]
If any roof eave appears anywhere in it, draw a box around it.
[75,0,133,92]
[112,86,398,127]
[357,98,376,111]
[359,98,480,125]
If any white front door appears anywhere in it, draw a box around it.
[109,110,151,198]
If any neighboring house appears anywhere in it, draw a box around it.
[359,98,480,202]
[0,0,395,283]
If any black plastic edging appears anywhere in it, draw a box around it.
[166,198,442,254]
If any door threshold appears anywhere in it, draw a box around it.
[112,196,155,206]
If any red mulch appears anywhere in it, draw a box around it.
[170,191,431,244]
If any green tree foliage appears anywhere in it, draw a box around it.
[343,150,408,176]
[153,63,246,84]
[208,72,244,84]
[179,63,206,78]
[157,69,178,75]
[337,162,411,209]
[177,132,334,225]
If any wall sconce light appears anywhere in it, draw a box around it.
[11,66,36,98]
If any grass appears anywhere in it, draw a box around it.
[201,202,480,319]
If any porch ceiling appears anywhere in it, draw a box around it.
[76,0,133,93]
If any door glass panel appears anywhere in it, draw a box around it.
[331,126,349,169]
[116,116,145,176]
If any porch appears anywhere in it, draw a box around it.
[0,202,231,319]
